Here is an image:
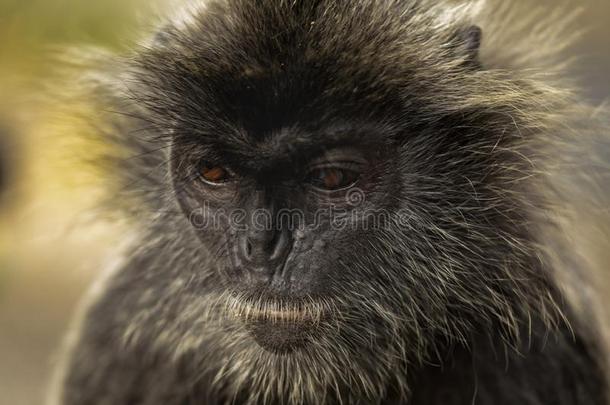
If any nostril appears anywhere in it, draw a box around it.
[239,230,291,265]
[239,235,254,261]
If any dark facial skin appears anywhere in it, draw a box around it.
[171,124,400,351]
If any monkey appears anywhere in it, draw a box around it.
[49,0,610,404]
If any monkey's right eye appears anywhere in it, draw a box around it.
[199,165,232,185]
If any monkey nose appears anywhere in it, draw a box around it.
[236,227,292,277]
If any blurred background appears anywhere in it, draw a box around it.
[0,1,608,404]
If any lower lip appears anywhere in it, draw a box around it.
[225,296,328,324]
[225,296,332,353]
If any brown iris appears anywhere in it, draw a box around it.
[200,165,231,184]
[307,167,359,191]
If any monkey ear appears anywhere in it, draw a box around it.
[451,25,482,64]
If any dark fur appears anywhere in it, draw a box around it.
[51,1,609,404]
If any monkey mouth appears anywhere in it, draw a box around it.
[226,296,326,324]
[225,294,330,353]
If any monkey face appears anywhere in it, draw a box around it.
[170,125,401,351]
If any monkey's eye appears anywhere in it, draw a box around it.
[199,164,232,185]
[306,167,360,191]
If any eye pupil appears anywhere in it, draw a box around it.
[201,166,228,183]
[309,168,358,191]
[322,169,341,189]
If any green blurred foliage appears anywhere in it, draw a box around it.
[0,0,153,81]
[1,0,143,45]
[0,2,154,403]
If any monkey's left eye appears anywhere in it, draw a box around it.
[306,167,360,191]
[199,164,232,185]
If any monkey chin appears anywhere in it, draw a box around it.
[245,318,319,354]
[226,296,327,354]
